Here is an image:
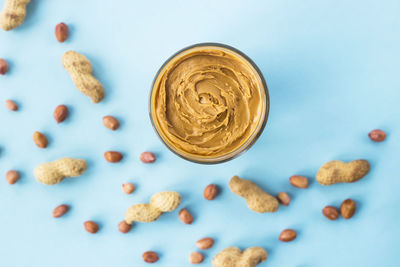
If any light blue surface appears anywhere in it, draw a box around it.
[1,0,399,266]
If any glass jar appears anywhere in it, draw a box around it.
[150,43,269,164]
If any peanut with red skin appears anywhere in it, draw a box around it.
[122,183,135,194]
[118,220,132,233]
[179,208,194,224]
[55,22,68,42]
[53,204,69,218]
[279,229,297,242]
[5,100,18,111]
[289,175,309,188]
[0,58,8,74]
[54,105,68,123]
[277,192,290,206]
[196,237,214,250]
[103,116,120,130]
[340,199,356,219]
[204,184,218,200]
[84,221,99,234]
[140,152,156,163]
[368,129,386,142]
[189,252,204,264]
[33,131,48,148]
[104,151,123,163]
[6,170,19,184]
[322,206,339,220]
[142,251,159,263]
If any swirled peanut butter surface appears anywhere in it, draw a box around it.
[151,46,266,159]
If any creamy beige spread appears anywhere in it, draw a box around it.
[151,45,266,159]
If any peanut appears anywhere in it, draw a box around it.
[54,105,68,123]
[142,251,159,263]
[322,206,339,220]
[55,22,68,42]
[229,176,279,213]
[33,131,48,148]
[140,152,156,163]
[212,247,267,267]
[340,199,356,219]
[62,51,105,103]
[122,183,135,194]
[125,191,181,224]
[118,220,132,233]
[84,221,99,234]
[204,184,218,200]
[368,129,386,142]
[5,99,18,111]
[196,237,214,250]
[279,229,297,242]
[289,175,309,188]
[189,252,204,264]
[0,0,30,31]
[0,58,9,74]
[277,192,291,206]
[178,208,194,224]
[52,204,69,218]
[104,151,123,163]
[103,115,120,130]
[34,158,87,185]
[6,170,19,184]
[316,159,370,185]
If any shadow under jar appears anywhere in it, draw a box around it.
[150,43,269,164]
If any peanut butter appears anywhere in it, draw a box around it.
[151,45,267,161]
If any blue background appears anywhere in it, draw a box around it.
[1,0,399,266]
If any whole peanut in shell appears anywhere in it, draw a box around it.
[229,176,278,213]
[62,51,105,103]
[316,159,370,185]
[125,191,181,224]
[0,0,30,31]
[212,246,267,267]
[34,158,86,185]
